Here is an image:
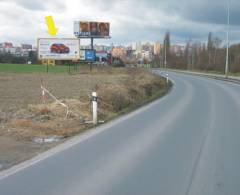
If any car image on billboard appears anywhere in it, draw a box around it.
[50,43,70,54]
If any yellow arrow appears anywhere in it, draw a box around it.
[45,16,58,36]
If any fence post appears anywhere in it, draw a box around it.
[68,63,71,74]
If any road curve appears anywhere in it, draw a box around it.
[0,70,240,195]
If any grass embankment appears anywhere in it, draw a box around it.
[171,68,240,77]
[197,70,240,77]
[0,67,171,140]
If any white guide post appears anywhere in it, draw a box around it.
[92,92,98,125]
[166,73,169,84]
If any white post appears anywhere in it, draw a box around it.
[92,92,98,125]
[41,86,46,103]
[166,73,169,84]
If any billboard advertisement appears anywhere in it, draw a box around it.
[80,49,96,61]
[38,38,80,60]
[74,21,110,38]
[85,50,96,61]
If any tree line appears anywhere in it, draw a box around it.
[0,51,38,64]
[152,31,240,73]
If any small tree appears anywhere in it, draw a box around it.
[163,31,171,67]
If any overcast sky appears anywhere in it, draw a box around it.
[0,0,239,46]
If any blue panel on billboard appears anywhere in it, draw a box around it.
[85,50,95,61]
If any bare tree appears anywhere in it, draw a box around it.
[213,37,222,65]
[207,32,213,68]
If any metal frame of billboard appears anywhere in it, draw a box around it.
[74,36,111,39]
[37,38,80,60]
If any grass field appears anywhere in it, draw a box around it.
[0,63,69,73]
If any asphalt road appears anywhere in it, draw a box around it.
[0,70,240,195]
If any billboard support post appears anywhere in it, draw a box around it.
[90,37,94,72]
[91,37,94,50]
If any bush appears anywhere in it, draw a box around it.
[109,92,130,112]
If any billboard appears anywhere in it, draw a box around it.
[80,49,96,61]
[74,21,110,38]
[85,50,96,61]
[38,38,80,60]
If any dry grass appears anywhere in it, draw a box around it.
[1,68,169,140]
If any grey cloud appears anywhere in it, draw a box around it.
[15,0,45,10]
[2,0,66,11]
[1,0,240,44]
[111,0,240,42]
[82,0,117,12]
[150,0,240,26]
[179,0,240,26]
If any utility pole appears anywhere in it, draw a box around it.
[225,0,230,78]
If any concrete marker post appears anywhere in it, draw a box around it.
[92,92,98,125]
[41,86,46,104]
[166,73,169,84]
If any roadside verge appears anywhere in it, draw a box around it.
[169,69,240,85]
[0,68,172,172]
